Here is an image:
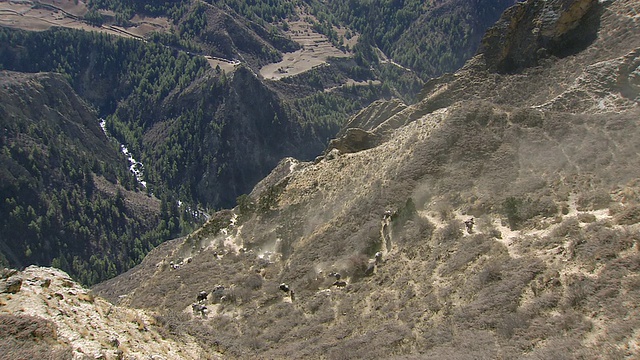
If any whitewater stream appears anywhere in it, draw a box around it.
[99,119,147,188]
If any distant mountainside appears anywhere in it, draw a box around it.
[310,0,517,79]
[91,0,640,358]
[0,71,189,285]
[80,0,516,81]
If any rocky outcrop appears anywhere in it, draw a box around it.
[480,0,599,73]
[1,277,22,294]
[338,99,408,134]
[0,266,216,359]
[1,266,22,294]
[322,98,408,155]
[326,128,380,154]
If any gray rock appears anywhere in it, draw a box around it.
[3,277,22,294]
[480,0,598,73]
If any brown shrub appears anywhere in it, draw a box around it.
[346,253,371,280]
[439,234,492,277]
[576,190,611,211]
[477,261,502,285]
[562,275,594,309]
[573,223,636,265]
[521,337,583,360]
[511,107,544,128]
[434,219,463,244]
[241,273,263,291]
[577,212,597,223]
[614,204,640,225]
[153,311,191,339]
[550,217,581,239]
[0,315,57,340]
[496,311,529,339]
[395,216,434,246]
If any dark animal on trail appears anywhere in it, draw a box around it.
[333,280,347,288]
[464,218,474,233]
[197,291,208,302]
[328,272,341,280]
[364,262,375,276]
[192,303,207,317]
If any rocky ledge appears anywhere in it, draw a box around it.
[1,266,216,360]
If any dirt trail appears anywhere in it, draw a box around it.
[418,194,615,261]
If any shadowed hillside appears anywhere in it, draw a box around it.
[0,71,185,285]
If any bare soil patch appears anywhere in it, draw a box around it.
[205,56,239,74]
[259,16,355,80]
[123,14,171,38]
[0,0,168,38]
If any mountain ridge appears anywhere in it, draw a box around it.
[0,70,180,285]
[3,0,640,357]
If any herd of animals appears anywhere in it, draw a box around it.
[185,211,477,318]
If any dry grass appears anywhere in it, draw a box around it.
[0,315,73,360]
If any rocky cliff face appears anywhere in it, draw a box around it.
[92,0,640,357]
[480,0,600,73]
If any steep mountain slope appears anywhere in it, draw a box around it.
[0,27,332,283]
[0,0,520,285]
[0,71,183,285]
[0,26,352,209]
[316,0,518,79]
[142,65,327,207]
[93,0,640,358]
